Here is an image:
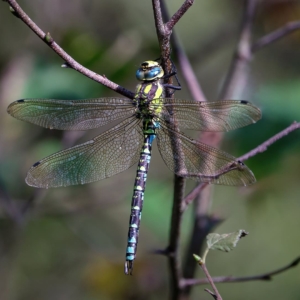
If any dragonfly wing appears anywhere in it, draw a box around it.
[156,123,255,186]
[26,118,143,188]
[160,99,261,131]
[7,98,135,130]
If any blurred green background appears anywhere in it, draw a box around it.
[1,0,300,299]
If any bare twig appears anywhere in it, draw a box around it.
[170,32,206,102]
[180,1,259,295]
[165,0,194,32]
[160,0,206,102]
[153,0,194,69]
[200,262,223,300]
[205,288,218,300]
[167,176,186,297]
[181,3,257,292]
[181,122,300,210]
[219,0,257,100]
[159,4,209,298]
[238,122,300,162]
[182,183,206,211]
[152,0,165,36]
[5,0,134,99]
[152,2,195,297]
[183,256,300,287]
[252,21,300,53]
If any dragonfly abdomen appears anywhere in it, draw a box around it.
[125,126,156,275]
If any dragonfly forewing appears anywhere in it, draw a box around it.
[7,98,135,130]
[160,99,261,131]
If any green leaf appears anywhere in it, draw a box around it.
[206,230,248,252]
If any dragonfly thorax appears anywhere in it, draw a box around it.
[133,80,164,119]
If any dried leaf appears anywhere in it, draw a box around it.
[206,230,248,252]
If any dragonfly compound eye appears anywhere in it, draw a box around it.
[136,60,164,81]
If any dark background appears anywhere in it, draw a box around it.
[0,0,300,299]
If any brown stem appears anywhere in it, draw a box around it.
[181,3,258,294]
[168,176,186,299]
[238,122,300,162]
[183,256,300,287]
[252,21,300,53]
[165,0,194,32]
[159,1,260,297]
[201,263,223,300]
[152,2,194,298]
[182,122,300,210]
[219,0,257,100]
[182,183,206,211]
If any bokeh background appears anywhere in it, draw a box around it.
[0,0,300,299]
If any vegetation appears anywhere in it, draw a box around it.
[0,0,300,299]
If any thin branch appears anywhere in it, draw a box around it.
[252,21,300,53]
[183,256,300,287]
[152,2,194,297]
[165,0,194,32]
[169,24,207,101]
[153,0,194,69]
[5,0,134,99]
[238,122,300,162]
[200,263,223,300]
[152,0,165,37]
[182,183,206,211]
[161,1,219,103]
[160,3,208,297]
[181,0,258,284]
[173,42,207,102]
[168,176,186,298]
[219,0,257,100]
[182,122,300,209]
[180,2,259,295]
[205,288,218,300]
[159,0,206,102]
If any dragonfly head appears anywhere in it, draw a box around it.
[136,61,164,81]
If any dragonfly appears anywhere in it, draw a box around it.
[7,60,261,275]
